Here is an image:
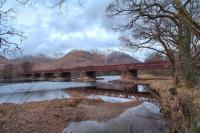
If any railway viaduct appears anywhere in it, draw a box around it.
[23,61,200,81]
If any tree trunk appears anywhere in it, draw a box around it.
[172,0,200,39]
[177,24,198,87]
[168,57,180,85]
[173,66,180,85]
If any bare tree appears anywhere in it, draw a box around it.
[20,61,33,73]
[171,0,200,39]
[107,0,200,87]
[145,52,167,62]
[14,0,81,7]
[0,0,70,54]
[0,0,25,55]
[1,63,14,79]
[0,0,80,56]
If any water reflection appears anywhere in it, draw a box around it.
[96,77,150,93]
[62,102,166,133]
[0,90,71,104]
[0,76,154,104]
[0,81,95,94]
[87,95,132,103]
[66,87,155,104]
[0,84,153,104]
[97,75,120,82]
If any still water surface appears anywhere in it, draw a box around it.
[62,102,165,133]
[0,75,149,104]
[0,81,94,103]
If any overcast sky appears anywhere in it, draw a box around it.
[9,0,147,60]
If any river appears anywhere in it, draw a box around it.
[0,75,166,132]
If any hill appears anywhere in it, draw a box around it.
[107,51,141,64]
[49,50,107,69]
[2,50,141,70]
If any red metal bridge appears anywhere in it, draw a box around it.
[24,61,200,80]
[32,61,172,73]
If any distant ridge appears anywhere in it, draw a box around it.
[11,54,56,70]
[107,51,141,65]
[1,50,141,70]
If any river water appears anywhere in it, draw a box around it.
[0,75,166,132]
[0,75,149,104]
[62,102,165,133]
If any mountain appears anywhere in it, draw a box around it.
[107,52,141,64]
[48,50,107,69]
[32,50,141,70]
[0,50,141,71]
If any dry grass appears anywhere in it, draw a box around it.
[118,72,200,132]
[114,73,200,132]
[0,98,141,133]
[146,77,200,133]
[115,72,200,132]
[116,73,173,85]
[139,73,172,80]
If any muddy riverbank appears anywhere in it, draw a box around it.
[0,98,141,133]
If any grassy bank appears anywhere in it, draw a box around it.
[113,73,199,132]
[141,75,200,133]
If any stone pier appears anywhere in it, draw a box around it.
[79,71,96,81]
[24,74,32,78]
[60,72,71,81]
[44,73,55,80]
[33,73,42,79]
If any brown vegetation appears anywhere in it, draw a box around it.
[0,61,33,80]
[20,62,33,73]
[113,73,200,132]
[147,78,200,132]
[0,98,141,133]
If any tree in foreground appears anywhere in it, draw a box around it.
[171,0,200,39]
[107,0,200,132]
[107,0,200,87]
[0,0,25,55]
[0,0,74,56]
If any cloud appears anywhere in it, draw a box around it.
[6,0,146,60]
[11,0,118,56]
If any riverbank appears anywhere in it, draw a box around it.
[111,74,200,132]
[1,74,198,132]
[0,98,141,133]
[138,74,200,132]
[149,79,200,132]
